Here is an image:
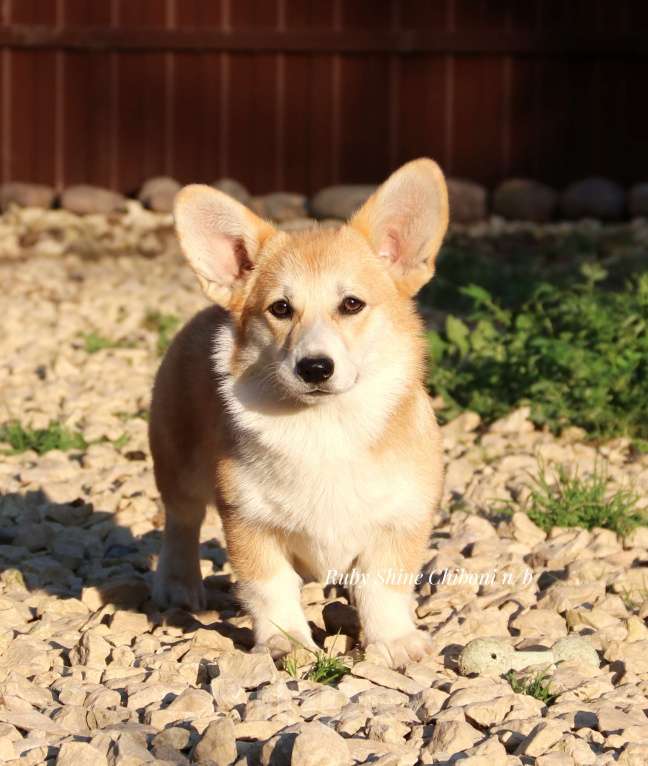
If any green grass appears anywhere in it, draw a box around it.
[144,311,181,356]
[111,433,130,450]
[500,463,645,537]
[82,332,133,354]
[115,409,149,423]
[425,264,648,442]
[0,420,134,455]
[0,420,87,454]
[283,650,350,686]
[278,629,350,686]
[305,653,350,685]
[506,670,556,705]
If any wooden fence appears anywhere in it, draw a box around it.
[0,0,646,194]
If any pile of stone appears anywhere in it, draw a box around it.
[0,173,647,234]
[2,173,648,265]
[1,250,647,764]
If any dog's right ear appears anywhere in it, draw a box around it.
[174,185,276,306]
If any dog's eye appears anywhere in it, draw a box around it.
[268,299,293,319]
[340,296,365,315]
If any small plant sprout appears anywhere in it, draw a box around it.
[144,310,181,356]
[506,670,557,706]
[282,653,299,680]
[82,332,133,354]
[111,433,130,450]
[276,627,350,686]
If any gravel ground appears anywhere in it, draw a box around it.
[1,242,648,766]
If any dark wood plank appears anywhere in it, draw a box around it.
[1,27,646,53]
[279,2,335,191]
[507,58,536,178]
[230,0,278,28]
[172,1,224,184]
[400,0,447,28]
[341,0,391,29]
[7,0,57,183]
[61,51,113,187]
[622,57,648,182]
[337,54,391,183]
[285,0,336,28]
[397,55,447,170]
[452,55,506,185]
[175,0,224,28]
[532,57,569,185]
[594,58,627,180]
[114,0,168,192]
[307,54,336,190]
[61,1,113,186]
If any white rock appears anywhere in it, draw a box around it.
[192,716,237,764]
[210,677,247,711]
[56,741,108,766]
[425,719,482,754]
[299,687,348,718]
[69,630,111,668]
[216,650,277,689]
[291,721,351,766]
[351,662,424,696]
[516,719,570,757]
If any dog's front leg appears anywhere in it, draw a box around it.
[353,522,433,669]
[223,516,316,658]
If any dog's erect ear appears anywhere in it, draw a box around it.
[174,184,276,306]
[350,158,449,296]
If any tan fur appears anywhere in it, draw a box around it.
[149,158,448,667]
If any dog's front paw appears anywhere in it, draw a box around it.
[369,629,433,669]
[153,569,206,612]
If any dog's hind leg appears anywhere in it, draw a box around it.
[153,496,207,612]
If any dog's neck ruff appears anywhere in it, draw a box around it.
[211,322,416,458]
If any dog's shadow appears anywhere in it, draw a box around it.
[0,488,256,649]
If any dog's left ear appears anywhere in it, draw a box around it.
[350,158,449,296]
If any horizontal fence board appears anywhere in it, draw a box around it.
[0,27,647,54]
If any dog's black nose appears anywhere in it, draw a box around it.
[296,356,334,384]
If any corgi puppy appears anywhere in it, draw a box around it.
[149,158,448,668]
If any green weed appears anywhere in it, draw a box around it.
[82,332,133,354]
[306,653,350,685]
[500,463,645,536]
[0,421,87,454]
[278,629,350,686]
[506,670,556,705]
[282,653,300,680]
[144,311,181,356]
[426,265,648,440]
[111,434,130,450]
[0,421,136,455]
[115,409,149,423]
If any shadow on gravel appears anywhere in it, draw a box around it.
[0,488,255,648]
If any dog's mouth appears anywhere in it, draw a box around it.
[301,373,359,399]
[306,388,334,396]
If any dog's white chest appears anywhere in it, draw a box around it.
[232,429,423,578]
